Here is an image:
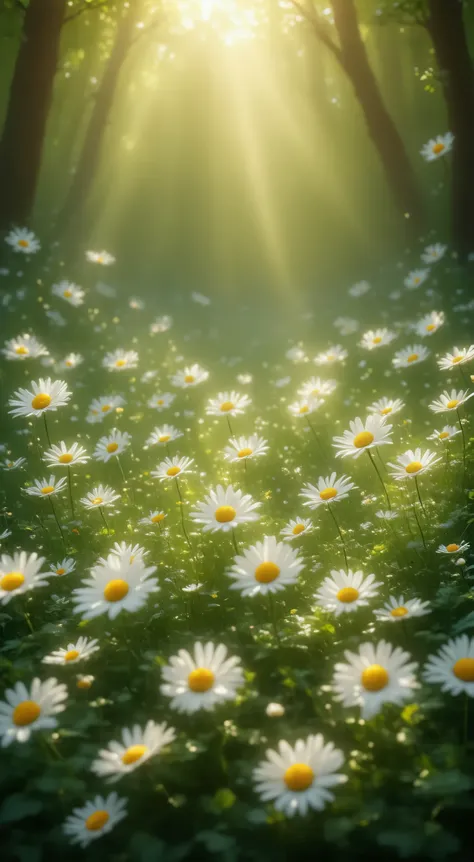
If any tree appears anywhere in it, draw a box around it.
[290,0,423,230]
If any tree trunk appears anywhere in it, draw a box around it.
[58,3,138,229]
[0,0,66,230]
[331,0,423,230]
[427,0,474,257]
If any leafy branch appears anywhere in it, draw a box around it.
[65,0,109,24]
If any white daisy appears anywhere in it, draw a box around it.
[60,352,84,370]
[85,250,116,265]
[147,392,175,410]
[49,557,76,577]
[63,792,126,848]
[298,377,337,399]
[72,553,159,621]
[43,636,99,665]
[139,510,167,527]
[424,635,474,697]
[2,334,48,361]
[80,485,121,509]
[438,346,474,371]
[150,315,172,334]
[190,484,260,533]
[253,735,347,817]
[146,425,183,446]
[109,542,148,564]
[9,377,71,418]
[1,457,26,471]
[0,677,67,746]
[280,518,313,541]
[223,435,268,462]
[93,429,131,463]
[300,472,356,508]
[375,510,398,520]
[427,425,461,443]
[332,640,418,719]
[392,345,430,368]
[227,536,304,597]
[5,227,41,254]
[374,595,430,622]
[0,551,49,605]
[170,364,209,387]
[420,132,454,161]
[87,395,125,421]
[151,456,194,481]
[24,475,67,497]
[91,721,176,782]
[333,317,359,335]
[51,280,84,307]
[314,569,381,616]
[429,389,474,413]
[206,391,251,417]
[314,345,347,365]
[436,540,470,556]
[102,349,138,372]
[43,441,89,467]
[348,280,370,297]
[160,641,243,714]
[387,448,441,481]
[421,243,447,264]
[404,269,429,289]
[286,346,305,361]
[367,397,405,418]
[288,397,324,418]
[333,415,392,459]
[360,328,396,350]
[76,675,95,690]
[414,311,445,337]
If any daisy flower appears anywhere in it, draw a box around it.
[1,457,26,471]
[375,510,398,520]
[151,456,194,481]
[190,484,260,533]
[436,540,470,555]
[348,280,370,297]
[80,485,120,510]
[85,250,116,265]
[286,346,305,361]
[280,518,313,541]
[421,243,447,264]
[367,397,404,417]
[102,349,138,372]
[63,792,126,849]
[139,511,167,526]
[414,311,445,337]
[332,640,418,719]
[206,391,251,417]
[2,334,48,361]
[160,641,243,714]
[429,389,474,413]
[420,132,454,161]
[333,415,392,459]
[72,553,159,621]
[147,392,175,410]
[223,435,268,462]
[404,269,429,289]
[87,395,125,421]
[91,721,176,782]
[24,475,67,497]
[43,636,99,666]
[374,595,430,622]
[424,635,474,697]
[298,377,337,399]
[51,280,84,307]
[314,345,347,365]
[333,317,359,335]
[150,315,172,334]
[288,397,324,417]
[93,429,131,463]
[427,425,461,443]
[253,735,346,817]
[392,345,429,368]
[170,364,209,387]
[5,227,41,254]
[300,472,356,508]
[109,542,147,564]
[387,448,441,481]
[0,551,49,604]
[360,328,396,350]
[438,345,474,371]
[76,675,95,690]
[60,352,84,370]
[44,441,89,467]
[146,425,183,446]
[49,558,76,577]
[0,678,67,746]
[9,377,71,418]
[227,536,304,597]
[314,569,381,616]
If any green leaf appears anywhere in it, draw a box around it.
[197,831,237,854]
[377,828,423,858]
[213,788,237,810]
[0,793,43,824]
[129,831,166,862]
[452,611,474,634]
[415,770,474,796]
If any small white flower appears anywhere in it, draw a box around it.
[59,353,84,370]
[332,640,418,719]
[421,243,447,264]
[314,569,381,616]
[146,425,183,446]
[161,642,243,714]
[427,425,461,443]
[265,702,285,717]
[63,792,126,848]
[392,345,430,368]
[49,558,76,577]
[1,457,26,471]
[150,315,172,334]
[72,553,158,621]
[286,346,305,362]
[314,345,347,365]
[429,389,474,413]
[404,269,429,290]
[24,475,68,497]
[51,280,84,307]
[5,227,41,254]
[9,378,71,419]
[147,392,175,410]
[85,250,116,265]
[93,429,131,463]
[334,317,359,335]
[280,518,313,541]
[374,595,430,622]
[191,291,211,305]
[43,441,89,467]
[298,377,337,399]
[223,435,268,462]
[0,552,49,604]
[387,448,441,481]
[190,484,260,533]
[151,456,194,481]
[0,677,67,746]
[91,720,176,782]
[436,540,470,556]
[420,132,454,162]
[80,485,121,509]
[367,397,404,418]
[227,536,304,597]
[139,511,167,527]
[170,364,209,388]
[288,397,324,418]
[424,635,474,697]
[348,280,370,297]
[414,311,445,337]
[333,415,392,459]
[360,328,396,350]
[102,349,138,372]
[86,395,125,422]
[438,346,474,371]
[375,510,398,520]
[2,333,48,361]
[300,472,356,508]
[206,391,251,417]
[43,636,99,665]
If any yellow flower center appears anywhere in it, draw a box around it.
[151,513,165,523]
[432,142,445,154]
[159,435,171,443]
[413,278,420,285]
[405,461,423,474]
[184,374,195,383]
[63,289,72,298]
[31,393,51,410]
[299,405,309,414]
[215,505,236,523]
[92,496,103,505]
[446,543,459,553]
[56,568,66,575]
[380,406,392,415]
[254,562,280,583]
[283,763,314,792]
[13,700,41,726]
[85,810,110,831]
[453,658,474,682]
[447,399,459,409]
[220,401,235,412]
[361,664,389,692]
[122,744,148,765]
[64,649,79,662]
[156,399,164,405]
[0,572,25,592]
[15,345,29,355]
[188,667,215,692]
[65,360,73,366]
[101,404,111,412]
[41,485,55,494]
[18,239,29,248]
[292,524,305,535]
[390,606,408,618]
[58,453,73,464]
[327,354,334,361]
[238,447,253,458]
[115,359,126,367]
[407,353,419,363]
[103,579,129,602]
[439,431,449,440]
[426,324,436,332]
[336,587,359,603]
[106,442,119,453]
[166,466,180,477]
[452,355,463,364]
[353,431,374,449]
[372,336,382,345]
[320,487,337,501]
[77,678,92,689]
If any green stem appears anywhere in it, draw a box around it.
[43,413,52,448]
[327,504,348,570]
[48,496,66,548]
[67,466,75,518]
[99,506,110,534]
[367,449,391,510]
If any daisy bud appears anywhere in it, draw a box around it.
[266,702,285,718]
[455,558,466,566]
